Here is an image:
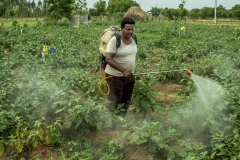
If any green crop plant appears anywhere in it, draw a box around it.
[132,75,159,112]
[0,117,61,155]
[97,139,124,160]
[234,25,240,39]
[210,128,240,159]
[122,119,207,159]
[12,20,19,28]
[62,97,111,130]
[63,140,94,159]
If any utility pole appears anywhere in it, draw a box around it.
[214,0,217,24]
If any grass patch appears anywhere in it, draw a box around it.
[0,18,44,27]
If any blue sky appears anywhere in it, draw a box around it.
[86,0,239,12]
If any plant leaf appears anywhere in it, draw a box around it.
[96,121,103,130]
[121,130,129,137]
[231,155,237,160]
[178,150,187,157]
[55,108,65,114]
[148,145,157,153]
[129,135,139,144]
[0,143,4,156]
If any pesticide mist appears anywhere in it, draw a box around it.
[14,70,66,123]
[170,73,232,145]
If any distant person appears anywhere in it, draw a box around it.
[105,17,137,117]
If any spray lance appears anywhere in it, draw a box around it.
[186,70,192,76]
[133,69,192,76]
[99,68,193,96]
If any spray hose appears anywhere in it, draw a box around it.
[98,66,192,96]
[98,62,112,96]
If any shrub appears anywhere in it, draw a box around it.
[12,20,19,28]
[23,23,28,27]
[57,17,72,26]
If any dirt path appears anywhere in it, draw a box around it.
[152,81,185,103]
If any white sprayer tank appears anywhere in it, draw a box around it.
[99,27,120,56]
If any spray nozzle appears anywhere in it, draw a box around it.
[187,70,192,76]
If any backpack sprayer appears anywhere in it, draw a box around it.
[98,68,193,96]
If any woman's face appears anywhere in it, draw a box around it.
[121,24,134,39]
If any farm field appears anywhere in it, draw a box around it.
[0,19,240,159]
[1,18,240,27]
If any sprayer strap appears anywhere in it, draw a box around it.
[115,34,138,49]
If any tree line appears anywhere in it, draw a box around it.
[0,0,45,18]
[0,0,240,20]
[90,0,240,20]
[0,0,88,20]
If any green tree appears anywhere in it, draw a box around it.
[8,9,16,18]
[189,8,200,19]
[179,0,186,9]
[0,1,6,17]
[0,0,45,18]
[17,0,28,18]
[178,8,188,18]
[181,0,186,4]
[36,0,43,18]
[217,5,227,18]
[107,0,140,15]
[89,8,98,16]
[177,0,188,19]
[149,7,162,17]
[43,0,47,16]
[30,0,36,17]
[232,4,240,19]
[44,0,75,21]
[200,7,214,19]
[93,0,107,16]
[197,11,203,19]
[172,9,179,19]
[165,8,176,20]
[73,0,88,14]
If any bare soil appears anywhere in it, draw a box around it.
[0,145,61,160]
[152,81,185,103]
